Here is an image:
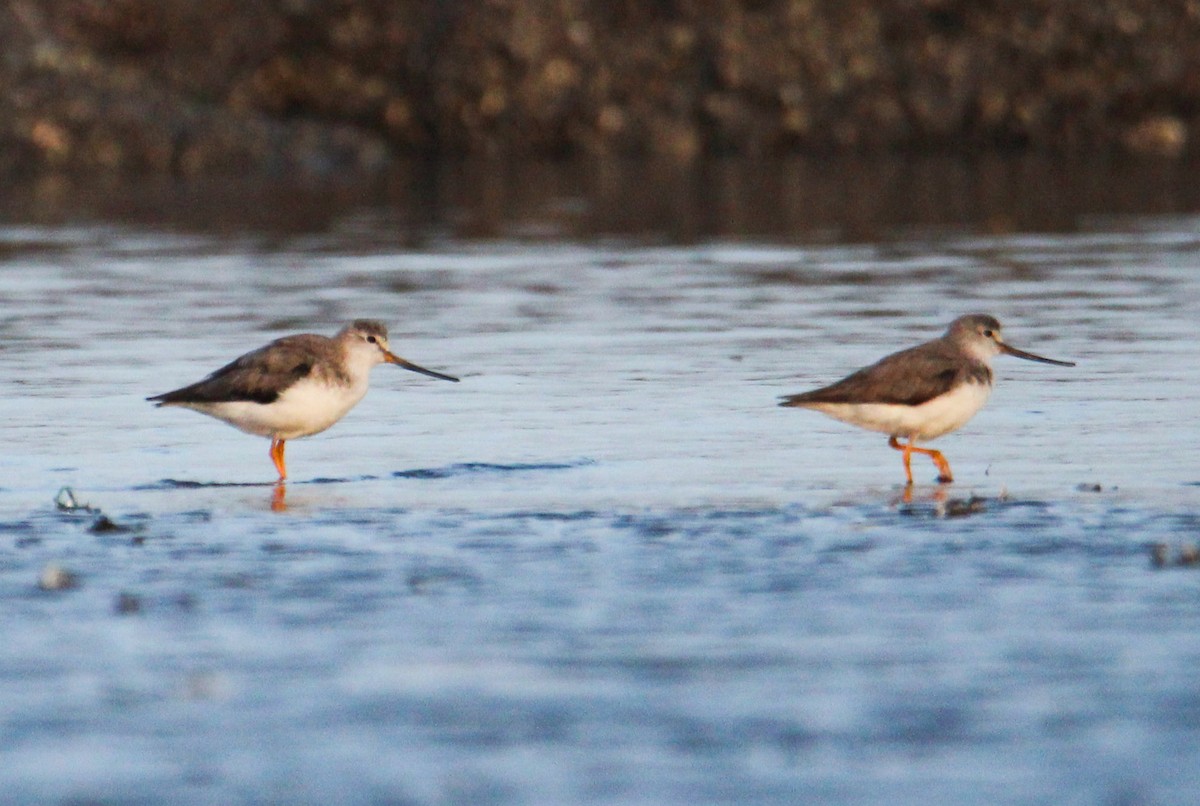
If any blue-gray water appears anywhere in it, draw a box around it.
[2,159,1200,804]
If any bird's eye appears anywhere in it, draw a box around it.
[983,329,994,338]
[366,335,378,344]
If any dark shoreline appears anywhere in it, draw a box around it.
[3,155,1198,242]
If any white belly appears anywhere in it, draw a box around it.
[804,381,991,441]
[184,379,369,440]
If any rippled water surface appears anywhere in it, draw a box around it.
[2,160,1200,804]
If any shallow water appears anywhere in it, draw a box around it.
[2,159,1200,804]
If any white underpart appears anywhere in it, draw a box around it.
[804,380,992,441]
[182,377,370,440]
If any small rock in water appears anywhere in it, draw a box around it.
[1150,543,1200,569]
[1076,483,1104,493]
[939,496,988,518]
[89,515,129,534]
[114,592,141,615]
[38,563,79,591]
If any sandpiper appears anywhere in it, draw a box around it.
[779,314,1074,484]
[148,320,459,480]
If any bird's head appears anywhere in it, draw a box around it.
[947,314,1074,366]
[343,320,460,381]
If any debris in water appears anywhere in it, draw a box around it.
[56,488,136,536]
[54,487,94,512]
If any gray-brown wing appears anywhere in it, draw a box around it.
[147,334,327,406]
[779,341,992,407]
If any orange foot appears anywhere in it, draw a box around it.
[888,436,954,485]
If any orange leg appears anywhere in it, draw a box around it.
[888,435,916,485]
[269,437,288,480]
[888,436,954,484]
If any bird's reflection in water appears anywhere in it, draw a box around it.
[895,484,948,506]
[895,484,991,517]
[271,482,287,512]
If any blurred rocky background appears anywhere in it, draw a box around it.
[2,0,1199,177]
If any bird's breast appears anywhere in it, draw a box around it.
[269,378,369,438]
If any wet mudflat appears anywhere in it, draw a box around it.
[2,159,1200,804]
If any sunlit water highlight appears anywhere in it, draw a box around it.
[1,172,1200,804]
